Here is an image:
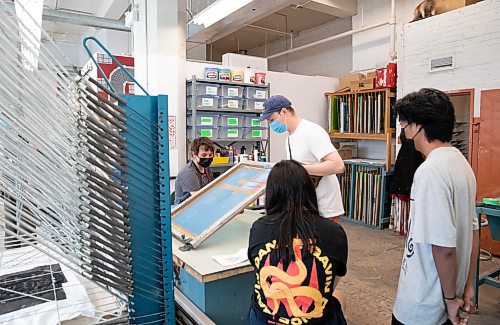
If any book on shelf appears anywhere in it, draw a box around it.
[328,90,389,135]
[351,165,383,227]
[338,164,352,217]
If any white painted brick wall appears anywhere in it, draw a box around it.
[247,18,353,78]
[398,0,500,116]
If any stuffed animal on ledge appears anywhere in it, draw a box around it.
[410,0,437,22]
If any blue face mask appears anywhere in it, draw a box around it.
[269,114,287,133]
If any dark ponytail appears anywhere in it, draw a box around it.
[265,160,319,265]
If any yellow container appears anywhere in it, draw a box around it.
[231,69,244,83]
[212,157,230,164]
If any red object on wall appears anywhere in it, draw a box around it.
[375,62,397,89]
[82,53,135,98]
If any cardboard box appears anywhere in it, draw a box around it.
[350,78,375,91]
[337,144,358,160]
[366,71,376,79]
[435,0,482,15]
[334,142,358,160]
[337,148,352,160]
[339,73,365,91]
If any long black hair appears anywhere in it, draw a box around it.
[265,160,319,265]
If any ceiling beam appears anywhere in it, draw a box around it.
[303,0,357,18]
[95,0,130,20]
[187,0,294,48]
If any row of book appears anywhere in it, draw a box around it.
[338,162,387,228]
[352,166,383,227]
[389,196,410,236]
[327,92,388,134]
[338,164,352,217]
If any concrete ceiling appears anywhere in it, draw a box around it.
[210,5,340,56]
[187,0,357,59]
[13,0,357,60]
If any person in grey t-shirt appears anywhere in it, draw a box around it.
[174,137,215,205]
[392,89,479,325]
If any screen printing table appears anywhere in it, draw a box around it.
[172,209,262,324]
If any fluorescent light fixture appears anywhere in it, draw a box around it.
[191,0,253,28]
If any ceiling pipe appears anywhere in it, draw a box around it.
[389,0,397,61]
[4,2,130,32]
[267,0,397,62]
[245,24,293,49]
[266,20,387,60]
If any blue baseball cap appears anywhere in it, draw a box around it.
[258,95,292,121]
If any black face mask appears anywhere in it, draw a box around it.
[198,157,213,168]
[400,126,409,143]
[401,125,422,144]
[399,126,413,143]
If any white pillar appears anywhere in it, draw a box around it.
[133,0,186,176]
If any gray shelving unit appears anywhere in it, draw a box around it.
[186,76,270,171]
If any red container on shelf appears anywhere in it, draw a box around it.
[375,62,397,89]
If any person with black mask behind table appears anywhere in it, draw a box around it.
[174,137,214,205]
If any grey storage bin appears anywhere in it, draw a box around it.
[187,113,220,127]
[243,98,266,110]
[243,87,268,99]
[243,127,268,140]
[187,82,220,96]
[218,127,244,139]
[244,117,267,128]
[220,115,244,127]
[220,97,243,110]
[187,126,219,139]
[187,95,220,109]
[221,85,244,98]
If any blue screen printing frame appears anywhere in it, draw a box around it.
[172,161,273,249]
[121,94,174,324]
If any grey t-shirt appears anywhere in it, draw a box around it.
[174,161,213,205]
[393,147,478,324]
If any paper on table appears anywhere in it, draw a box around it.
[212,248,248,267]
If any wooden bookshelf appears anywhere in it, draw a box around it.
[326,88,396,171]
[329,132,388,140]
[326,89,396,97]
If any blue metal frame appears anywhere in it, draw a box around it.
[82,36,174,322]
[82,36,149,96]
[157,95,175,322]
[121,95,175,324]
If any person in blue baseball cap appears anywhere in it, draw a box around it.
[260,95,346,222]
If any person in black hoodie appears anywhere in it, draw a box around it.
[248,160,348,325]
[389,123,425,234]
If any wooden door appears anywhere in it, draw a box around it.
[446,89,476,175]
[478,89,500,255]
